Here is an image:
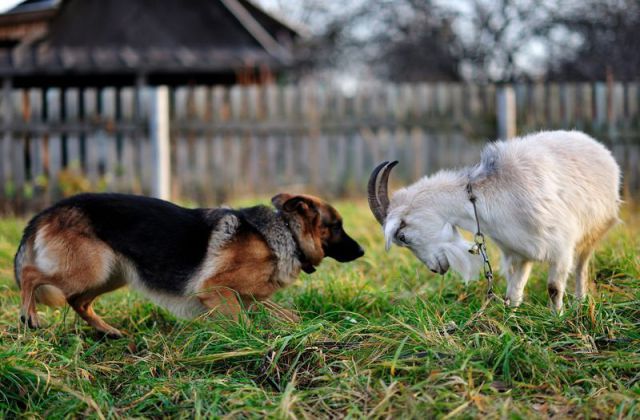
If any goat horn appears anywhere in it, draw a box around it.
[367,160,398,225]
[368,161,388,224]
[378,160,398,220]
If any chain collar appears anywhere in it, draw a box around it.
[466,182,495,298]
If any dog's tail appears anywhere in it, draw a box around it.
[14,219,66,307]
[14,230,29,290]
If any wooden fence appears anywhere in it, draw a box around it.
[0,81,638,213]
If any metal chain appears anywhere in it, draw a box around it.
[466,182,495,298]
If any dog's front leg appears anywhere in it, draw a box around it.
[198,287,245,322]
[257,300,300,323]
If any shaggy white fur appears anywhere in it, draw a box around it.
[383,130,620,311]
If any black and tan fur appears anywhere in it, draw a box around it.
[14,193,364,337]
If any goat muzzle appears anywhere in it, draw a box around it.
[367,160,398,225]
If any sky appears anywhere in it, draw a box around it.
[0,0,21,12]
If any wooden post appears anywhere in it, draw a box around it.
[65,88,81,168]
[497,85,516,139]
[12,89,25,210]
[0,77,12,202]
[47,88,62,201]
[135,73,147,119]
[594,82,607,129]
[150,86,170,200]
[134,73,149,194]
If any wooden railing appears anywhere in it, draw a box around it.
[0,82,638,213]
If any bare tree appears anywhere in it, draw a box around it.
[367,0,461,82]
[260,0,462,82]
[547,0,640,81]
[456,0,555,82]
[259,0,640,83]
[260,0,367,78]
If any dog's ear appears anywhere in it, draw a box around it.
[271,193,292,210]
[271,194,317,216]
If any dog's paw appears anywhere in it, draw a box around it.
[259,300,301,323]
[20,314,41,329]
[96,328,125,339]
[274,308,301,323]
[104,329,125,339]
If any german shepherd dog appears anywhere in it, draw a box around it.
[14,193,364,337]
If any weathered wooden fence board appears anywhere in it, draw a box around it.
[0,81,639,213]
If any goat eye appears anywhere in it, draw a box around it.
[397,231,408,244]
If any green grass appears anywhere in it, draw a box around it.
[1,201,639,418]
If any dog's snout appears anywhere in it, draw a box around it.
[339,242,365,262]
[325,233,364,262]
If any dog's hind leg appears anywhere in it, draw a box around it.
[68,292,124,338]
[19,265,52,328]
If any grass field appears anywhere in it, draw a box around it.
[0,200,639,418]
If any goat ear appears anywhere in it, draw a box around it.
[383,217,401,251]
[469,145,500,184]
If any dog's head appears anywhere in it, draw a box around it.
[272,193,364,273]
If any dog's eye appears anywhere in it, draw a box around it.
[331,223,342,234]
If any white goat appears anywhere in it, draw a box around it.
[368,130,620,310]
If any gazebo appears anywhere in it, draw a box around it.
[0,0,299,88]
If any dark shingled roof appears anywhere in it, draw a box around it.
[0,0,299,78]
